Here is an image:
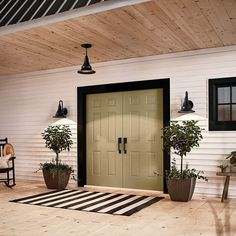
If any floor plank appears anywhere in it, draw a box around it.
[0,181,235,236]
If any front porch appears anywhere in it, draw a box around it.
[0,181,235,236]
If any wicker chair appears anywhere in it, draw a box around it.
[0,138,16,187]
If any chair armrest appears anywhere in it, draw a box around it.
[9,156,16,161]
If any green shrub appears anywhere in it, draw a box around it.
[162,120,207,181]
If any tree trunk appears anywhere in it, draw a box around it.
[55,153,59,166]
[180,154,183,175]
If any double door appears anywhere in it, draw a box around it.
[86,89,163,191]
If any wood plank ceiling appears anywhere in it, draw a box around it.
[0,0,236,76]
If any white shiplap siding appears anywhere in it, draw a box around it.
[1,46,236,197]
[0,73,78,182]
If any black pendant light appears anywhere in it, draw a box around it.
[178,91,195,113]
[77,43,95,74]
[53,100,68,118]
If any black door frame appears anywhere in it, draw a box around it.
[77,78,170,193]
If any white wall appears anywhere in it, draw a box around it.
[1,46,236,197]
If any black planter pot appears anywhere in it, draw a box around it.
[43,169,71,190]
[167,178,196,202]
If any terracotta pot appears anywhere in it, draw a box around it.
[167,178,196,202]
[43,169,71,190]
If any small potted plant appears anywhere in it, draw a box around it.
[217,164,228,173]
[40,125,73,190]
[162,120,208,202]
[226,151,236,172]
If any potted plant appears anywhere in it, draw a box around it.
[217,164,228,173]
[162,120,208,202]
[40,125,73,190]
[226,151,236,172]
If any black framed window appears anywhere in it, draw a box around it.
[209,77,236,131]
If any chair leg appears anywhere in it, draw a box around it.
[4,181,12,188]
[12,162,16,186]
[4,171,11,188]
[3,170,16,188]
[4,181,15,188]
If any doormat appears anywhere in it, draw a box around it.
[10,189,164,216]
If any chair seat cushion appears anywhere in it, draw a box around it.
[0,154,12,168]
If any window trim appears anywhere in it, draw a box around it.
[209,77,236,131]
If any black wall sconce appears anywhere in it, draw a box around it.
[178,91,195,113]
[77,43,96,74]
[53,100,68,118]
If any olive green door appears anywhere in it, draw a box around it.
[86,92,123,187]
[86,89,163,191]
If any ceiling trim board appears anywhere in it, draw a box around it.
[0,0,150,36]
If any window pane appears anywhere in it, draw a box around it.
[232,105,236,121]
[218,105,230,121]
[217,87,230,104]
[232,86,236,103]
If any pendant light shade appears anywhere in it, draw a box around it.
[178,91,195,113]
[77,43,95,74]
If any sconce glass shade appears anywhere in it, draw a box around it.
[53,100,68,118]
[172,113,206,121]
[77,43,96,74]
[178,91,195,113]
[52,118,76,126]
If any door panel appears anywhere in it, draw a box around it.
[86,93,123,187]
[86,89,163,191]
[122,89,163,190]
[92,151,101,175]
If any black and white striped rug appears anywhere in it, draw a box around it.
[10,189,164,216]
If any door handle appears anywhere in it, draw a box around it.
[118,137,122,154]
[123,137,127,154]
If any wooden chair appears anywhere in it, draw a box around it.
[0,138,16,187]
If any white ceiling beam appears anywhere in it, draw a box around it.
[0,0,151,36]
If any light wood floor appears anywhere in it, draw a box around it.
[0,181,235,236]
